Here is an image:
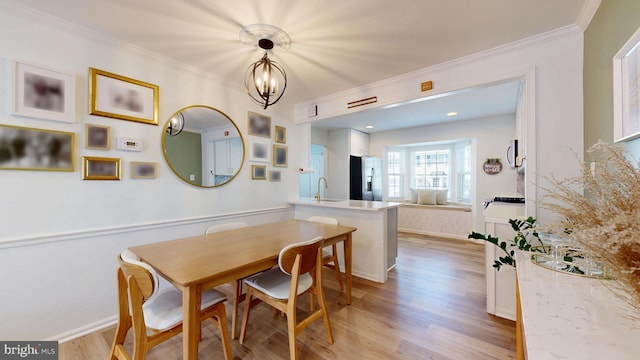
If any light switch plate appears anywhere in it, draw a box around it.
[117,137,143,151]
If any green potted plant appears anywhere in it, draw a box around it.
[468,216,545,270]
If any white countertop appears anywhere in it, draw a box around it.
[290,198,402,211]
[515,251,640,359]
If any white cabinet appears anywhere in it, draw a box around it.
[483,203,524,321]
[214,137,242,175]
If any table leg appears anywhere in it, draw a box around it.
[183,286,201,360]
[344,233,352,305]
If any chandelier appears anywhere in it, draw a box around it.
[240,24,291,109]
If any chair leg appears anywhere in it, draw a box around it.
[231,279,243,339]
[316,286,334,344]
[213,304,233,360]
[331,244,344,291]
[109,315,131,360]
[239,289,254,344]
[286,309,298,360]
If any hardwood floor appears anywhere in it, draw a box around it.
[60,233,516,359]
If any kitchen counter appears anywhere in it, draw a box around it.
[515,251,640,359]
[290,198,402,211]
[291,198,401,283]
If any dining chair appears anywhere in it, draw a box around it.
[239,236,334,360]
[307,216,344,291]
[205,221,248,235]
[110,250,233,360]
[205,221,252,339]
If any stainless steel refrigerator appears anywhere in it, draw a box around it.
[349,155,382,201]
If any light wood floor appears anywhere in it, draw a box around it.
[60,233,516,359]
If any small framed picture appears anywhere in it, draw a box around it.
[13,60,75,123]
[85,124,110,150]
[273,144,288,167]
[0,124,74,171]
[275,125,286,144]
[268,170,281,182]
[82,156,121,180]
[89,67,159,125]
[130,161,157,179]
[251,165,267,180]
[249,139,270,163]
[248,111,271,138]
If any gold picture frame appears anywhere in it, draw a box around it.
[82,156,121,180]
[275,125,286,144]
[251,164,267,180]
[85,123,110,150]
[89,67,159,125]
[130,161,157,179]
[273,144,288,167]
[0,124,74,171]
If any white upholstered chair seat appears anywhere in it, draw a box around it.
[144,287,227,331]
[243,268,312,300]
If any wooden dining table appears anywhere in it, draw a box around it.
[129,219,357,360]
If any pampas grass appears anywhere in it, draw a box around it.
[541,141,640,315]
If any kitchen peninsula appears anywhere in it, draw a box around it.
[290,199,401,283]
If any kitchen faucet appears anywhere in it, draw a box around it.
[315,176,328,203]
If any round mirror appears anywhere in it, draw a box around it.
[162,105,244,187]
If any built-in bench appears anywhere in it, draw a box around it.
[398,202,472,240]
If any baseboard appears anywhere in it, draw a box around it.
[398,228,471,242]
[50,316,118,343]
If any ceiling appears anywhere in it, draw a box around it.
[15,0,591,132]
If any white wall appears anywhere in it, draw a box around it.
[296,26,585,226]
[0,3,299,341]
[369,114,517,231]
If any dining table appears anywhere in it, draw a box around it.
[129,219,357,360]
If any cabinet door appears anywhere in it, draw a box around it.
[214,138,242,176]
[228,137,242,173]
[214,140,230,175]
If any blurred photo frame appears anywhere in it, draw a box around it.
[247,111,271,138]
[275,125,286,144]
[249,139,270,162]
[268,170,281,182]
[130,161,157,179]
[251,164,267,180]
[85,123,110,150]
[0,124,74,171]
[13,60,75,123]
[89,67,158,125]
[273,144,288,167]
[82,156,121,180]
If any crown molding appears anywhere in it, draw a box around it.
[296,24,583,110]
[1,0,241,93]
[576,0,602,31]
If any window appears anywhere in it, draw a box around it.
[386,140,471,204]
[456,142,471,202]
[387,151,402,198]
[413,149,450,189]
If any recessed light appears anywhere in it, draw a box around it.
[365,125,374,129]
[447,112,458,116]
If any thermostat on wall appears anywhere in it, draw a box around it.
[117,137,143,151]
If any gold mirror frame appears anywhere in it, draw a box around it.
[162,105,245,188]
